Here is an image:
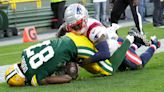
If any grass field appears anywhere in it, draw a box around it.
[0,24,164,92]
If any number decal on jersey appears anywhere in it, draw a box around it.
[25,40,55,69]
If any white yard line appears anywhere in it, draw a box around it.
[136,39,164,55]
[0,65,11,83]
[0,51,21,57]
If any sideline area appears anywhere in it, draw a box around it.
[0,17,153,46]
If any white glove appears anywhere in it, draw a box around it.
[107,23,121,33]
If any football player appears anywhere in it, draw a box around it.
[60,3,114,64]
[58,3,149,64]
[5,32,100,87]
[72,28,160,76]
[5,31,120,87]
[57,3,152,75]
[5,27,148,86]
[80,28,160,75]
[59,28,152,76]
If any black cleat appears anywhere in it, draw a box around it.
[128,27,150,46]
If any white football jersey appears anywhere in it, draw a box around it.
[84,18,107,43]
[106,38,120,56]
[84,18,120,55]
[106,25,120,56]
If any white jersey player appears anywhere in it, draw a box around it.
[64,3,107,43]
[63,3,122,63]
[60,3,156,73]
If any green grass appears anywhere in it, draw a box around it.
[0,24,164,92]
[118,23,164,39]
[1,53,164,92]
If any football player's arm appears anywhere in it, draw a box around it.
[81,40,111,63]
[31,74,72,86]
[85,26,110,62]
[40,62,78,85]
[40,75,72,85]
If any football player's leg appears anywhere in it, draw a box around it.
[81,61,113,76]
[140,36,161,67]
[128,27,150,46]
[124,48,142,70]
[97,60,113,76]
[118,59,140,71]
[130,43,142,51]
[110,27,149,72]
[110,37,132,72]
[117,37,124,44]
[118,45,143,71]
[140,47,155,67]
[118,37,141,51]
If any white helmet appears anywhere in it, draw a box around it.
[64,3,89,34]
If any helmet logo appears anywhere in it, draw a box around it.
[76,6,82,14]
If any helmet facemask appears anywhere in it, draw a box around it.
[67,17,87,35]
[64,3,88,35]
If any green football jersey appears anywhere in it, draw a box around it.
[21,36,77,85]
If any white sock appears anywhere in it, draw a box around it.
[126,35,134,44]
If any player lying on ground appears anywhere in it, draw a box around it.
[6,29,134,87]
[58,23,155,76]
[5,61,78,86]
[58,3,160,75]
[5,32,106,87]
[58,3,123,65]
[57,3,156,76]
[78,28,160,75]
[58,3,149,64]
[81,28,160,75]
[5,26,152,87]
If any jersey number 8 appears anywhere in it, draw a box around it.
[26,40,55,69]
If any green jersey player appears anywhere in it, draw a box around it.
[5,33,82,86]
[5,27,148,87]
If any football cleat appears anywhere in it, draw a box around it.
[128,27,150,46]
[5,63,25,86]
[150,36,161,49]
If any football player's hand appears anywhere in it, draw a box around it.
[107,23,120,33]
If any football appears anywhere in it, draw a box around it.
[65,62,79,80]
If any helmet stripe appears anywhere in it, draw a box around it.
[6,70,17,83]
[14,64,25,78]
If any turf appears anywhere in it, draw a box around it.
[118,23,164,39]
[0,24,164,92]
[0,53,164,92]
